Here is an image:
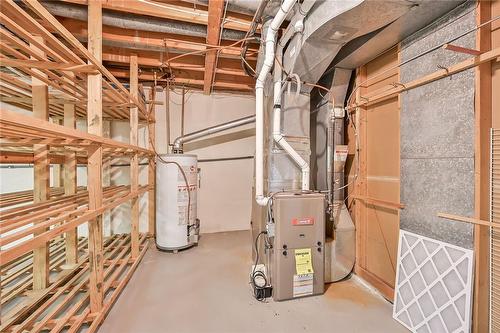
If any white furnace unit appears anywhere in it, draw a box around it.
[156,154,200,251]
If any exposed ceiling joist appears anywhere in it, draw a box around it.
[108,68,253,92]
[102,47,253,77]
[203,0,225,95]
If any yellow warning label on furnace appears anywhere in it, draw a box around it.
[294,248,314,275]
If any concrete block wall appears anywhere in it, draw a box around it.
[400,2,476,249]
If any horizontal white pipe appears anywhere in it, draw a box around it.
[255,0,297,206]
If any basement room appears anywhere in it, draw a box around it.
[0,0,499,332]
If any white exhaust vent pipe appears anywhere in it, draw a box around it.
[255,0,298,206]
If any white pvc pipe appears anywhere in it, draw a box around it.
[270,0,316,197]
[255,0,297,206]
[272,53,310,191]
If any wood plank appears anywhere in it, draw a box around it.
[473,2,492,332]
[0,187,148,264]
[107,68,254,91]
[31,35,50,291]
[203,0,225,94]
[1,235,146,332]
[348,46,500,110]
[23,0,148,117]
[101,47,251,76]
[443,43,482,56]
[130,54,140,259]
[86,0,104,313]
[355,66,368,270]
[0,109,154,155]
[437,213,492,227]
[148,88,156,237]
[63,81,78,268]
[0,58,98,73]
[86,238,149,333]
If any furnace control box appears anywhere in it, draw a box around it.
[270,192,325,301]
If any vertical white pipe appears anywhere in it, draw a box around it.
[272,52,310,191]
[270,0,317,194]
[255,0,297,206]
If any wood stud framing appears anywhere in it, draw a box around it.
[86,0,104,314]
[473,2,493,332]
[0,1,155,331]
[204,0,225,94]
[130,54,140,259]
[31,35,51,291]
[64,81,78,268]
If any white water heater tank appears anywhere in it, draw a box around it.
[156,154,199,251]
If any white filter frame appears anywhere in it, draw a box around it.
[393,230,474,333]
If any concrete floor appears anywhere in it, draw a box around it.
[99,231,408,333]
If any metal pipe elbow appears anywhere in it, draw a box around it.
[172,138,183,152]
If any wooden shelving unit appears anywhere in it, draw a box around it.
[0,0,156,331]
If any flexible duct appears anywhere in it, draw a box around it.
[172,115,255,153]
[255,0,297,206]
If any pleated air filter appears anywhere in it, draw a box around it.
[393,230,474,333]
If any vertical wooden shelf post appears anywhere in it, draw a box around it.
[148,89,156,237]
[473,1,492,332]
[130,54,140,259]
[31,35,50,290]
[87,0,104,313]
[64,74,78,268]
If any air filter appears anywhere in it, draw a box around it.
[393,230,474,332]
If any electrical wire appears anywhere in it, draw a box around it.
[339,5,498,195]
[251,230,269,301]
[166,37,258,67]
[345,11,500,109]
[241,0,269,77]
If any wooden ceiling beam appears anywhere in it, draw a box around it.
[101,46,254,76]
[58,0,254,32]
[108,68,253,92]
[203,0,225,95]
[108,66,254,86]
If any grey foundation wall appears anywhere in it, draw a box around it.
[400,2,475,249]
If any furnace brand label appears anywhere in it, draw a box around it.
[292,217,315,226]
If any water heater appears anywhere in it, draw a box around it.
[156,154,199,251]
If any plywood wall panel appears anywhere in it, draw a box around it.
[366,100,400,177]
[349,46,400,299]
[492,0,500,128]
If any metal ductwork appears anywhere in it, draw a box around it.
[172,115,255,153]
[283,0,413,92]
[324,68,355,283]
[39,0,247,41]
